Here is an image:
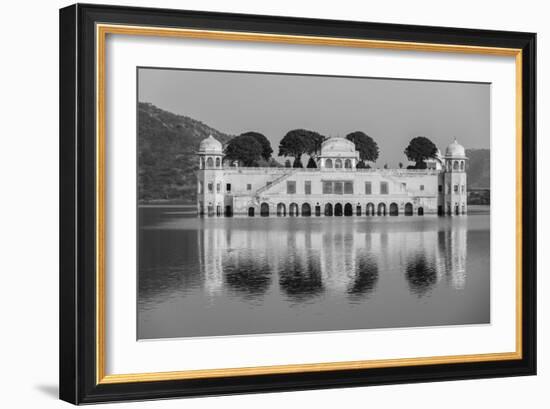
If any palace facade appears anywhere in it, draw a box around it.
[196,135,468,217]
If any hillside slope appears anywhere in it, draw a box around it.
[138,102,234,203]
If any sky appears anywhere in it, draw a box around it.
[138,68,490,166]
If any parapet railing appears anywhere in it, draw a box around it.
[221,166,441,175]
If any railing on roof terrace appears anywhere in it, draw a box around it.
[222,166,440,175]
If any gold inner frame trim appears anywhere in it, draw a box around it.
[95,23,523,385]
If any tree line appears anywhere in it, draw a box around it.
[223,129,438,169]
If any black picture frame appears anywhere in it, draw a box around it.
[60,3,536,404]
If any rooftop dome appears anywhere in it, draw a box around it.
[320,136,357,157]
[445,139,465,157]
[198,135,223,154]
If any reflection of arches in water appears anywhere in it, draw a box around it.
[405,254,437,297]
[347,255,379,300]
[418,207,424,216]
[389,203,399,216]
[301,203,311,216]
[223,253,272,300]
[404,202,413,216]
[289,203,299,216]
[260,202,269,217]
[344,203,353,216]
[335,203,343,216]
[366,203,375,216]
[377,203,386,216]
[279,256,324,302]
[315,205,321,216]
[248,207,255,217]
[276,203,286,216]
[324,203,333,216]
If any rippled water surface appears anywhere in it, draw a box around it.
[138,206,490,339]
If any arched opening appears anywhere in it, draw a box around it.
[404,202,413,216]
[325,203,333,216]
[356,205,362,216]
[225,205,233,217]
[460,161,465,171]
[289,203,299,216]
[418,207,424,216]
[248,207,255,217]
[438,205,443,216]
[260,202,270,217]
[315,205,321,216]
[344,159,352,168]
[462,203,466,214]
[215,157,221,168]
[377,203,386,216]
[216,204,222,216]
[335,159,342,169]
[335,203,343,216]
[325,159,333,168]
[366,203,375,216]
[276,203,286,217]
[455,204,459,215]
[453,160,459,170]
[389,203,399,216]
[344,203,353,216]
[207,203,214,216]
[301,203,311,217]
[206,157,214,168]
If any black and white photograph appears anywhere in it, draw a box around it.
[137,68,491,339]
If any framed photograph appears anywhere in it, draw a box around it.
[59,3,536,404]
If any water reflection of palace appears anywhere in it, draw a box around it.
[197,220,468,301]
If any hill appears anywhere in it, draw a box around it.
[466,148,490,189]
[138,102,234,203]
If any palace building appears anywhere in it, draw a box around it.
[196,135,467,217]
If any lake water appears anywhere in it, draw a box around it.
[138,206,490,339]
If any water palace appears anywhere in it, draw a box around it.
[196,135,468,217]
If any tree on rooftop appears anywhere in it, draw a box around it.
[240,131,273,161]
[346,131,379,168]
[404,136,438,169]
[224,134,263,166]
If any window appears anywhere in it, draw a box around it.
[334,181,343,194]
[365,182,372,194]
[216,183,220,193]
[305,181,311,195]
[460,161,465,171]
[322,181,333,194]
[438,185,443,193]
[335,159,342,169]
[287,181,296,194]
[247,183,252,191]
[215,157,221,167]
[380,181,388,194]
[344,159,352,168]
[226,183,231,192]
[344,181,353,194]
[208,183,213,193]
[454,184,459,192]
[206,157,214,168]
[325,159,333,168]
[401,182,407,191]
[453,161,459,170]
[420,184,425,191]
